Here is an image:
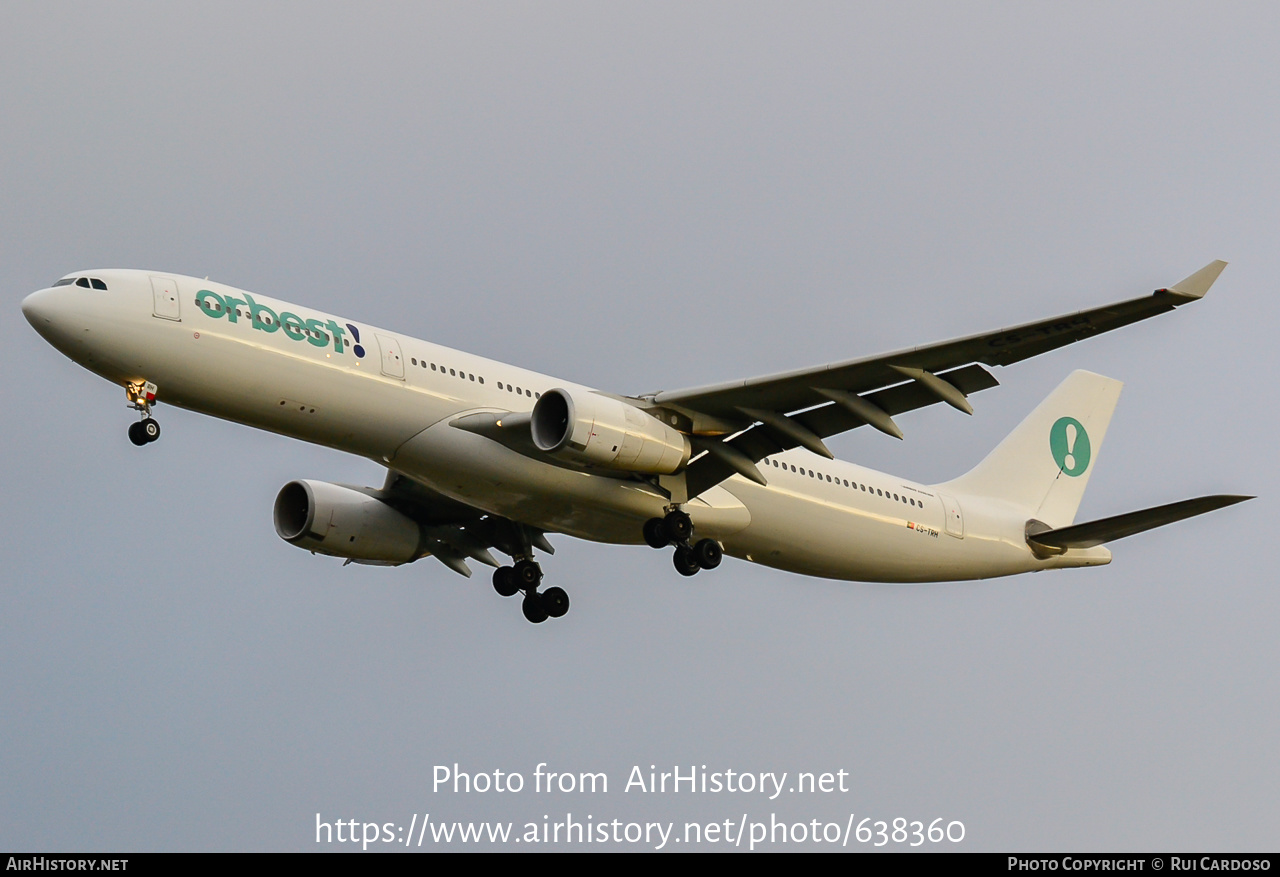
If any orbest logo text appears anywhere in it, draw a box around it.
[195,290,359,356]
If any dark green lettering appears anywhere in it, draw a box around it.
[325,320,346,353]
[279,312,306,341]
[304,319,328,348]
[195,290,226,318]
[243,294,280,334]
[222,295,245,323]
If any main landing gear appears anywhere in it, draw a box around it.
[642,509,723,577]
[492,559,570,624]
[126,381,161,446]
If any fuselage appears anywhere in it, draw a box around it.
[22,269,1109,583]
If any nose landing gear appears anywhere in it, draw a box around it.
[125,381,161,446]
[643,509,723,576]
[128,418,161,446]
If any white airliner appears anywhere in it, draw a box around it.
[22,262,1250,622]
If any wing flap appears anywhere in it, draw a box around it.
[683,365,999,497]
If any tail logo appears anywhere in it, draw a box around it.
[1050,417,1091,477]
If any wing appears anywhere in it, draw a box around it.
[642,261,1225,499]
[376,469,554,577]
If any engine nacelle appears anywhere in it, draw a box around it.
[531,388,690,474]
[273,479,423,564]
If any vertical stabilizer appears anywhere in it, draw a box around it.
[938,370,1123,528]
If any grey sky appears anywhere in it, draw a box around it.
[1,2,1275,851]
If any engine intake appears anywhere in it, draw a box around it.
[531,388,690,474]
[273,479,423,564]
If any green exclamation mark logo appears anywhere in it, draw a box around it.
[1050,416,1091,477]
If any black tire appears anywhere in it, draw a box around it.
[522,594,549,623]
[492,566,519,597]
[673,547,701,577]
[541,586,569,618]
[513,559,543,587]
[128,422,148,446]
[663,509,693,544]
[693,538,723,570]
[642,518,668,549]
[141,418,161,443]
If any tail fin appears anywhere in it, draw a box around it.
[939,370,1123,527]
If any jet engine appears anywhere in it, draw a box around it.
[273,479,423,564]
[530,388,690,475]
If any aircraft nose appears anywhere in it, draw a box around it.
[22,286,80,349]
[22,288,54,327]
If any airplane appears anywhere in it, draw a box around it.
[21,262,1251,623]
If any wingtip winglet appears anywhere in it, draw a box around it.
[1164,260,1228,300]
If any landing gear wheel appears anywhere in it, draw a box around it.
[663,509,693,544]
[673,546,701,577]
[522,593,549,623]
[127,422,148,446]
[541,586,570,618]
[643,518,669,549]
[693,538,723,570]
[141,418,161,443]
[513,559,543,588]
[493,566,519,597]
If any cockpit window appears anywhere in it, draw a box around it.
[59,276,109,290]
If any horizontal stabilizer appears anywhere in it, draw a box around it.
[1027,494,1252,553]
